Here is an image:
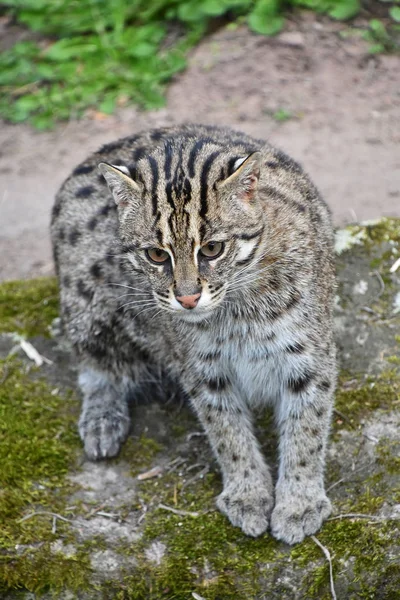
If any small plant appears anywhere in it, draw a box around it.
[363,18,400,54]
[272,108,292,122]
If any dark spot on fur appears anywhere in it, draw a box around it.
[265,160,279,169]
[232,454,238,462]
[52,202,61,219]
[312,428,320,437]
[315,407,325,418]
[73,164,94,176]
[287,371,314,394]
[286,293,301,311]
[295,474,301,481]
[201,351,221,361]
[133,146,146,162]
[62,275,71,288]
[87,217,98,231]
[286,342,305,354]
[69,228,81,245]
[150,130,163,141]
[99,203,115,217]
[268,308,282,321]
[76,185,95,198]
[105,254,114,265]
[77,279,93,300]
[244,469,249,478]
[299,460,307,468]
[269,276,281,291]
[98,174,107,186]
[317,443,323,452]
[58,227,65,242]
[207,376,230,393]
[99,140,123,153]
[317,380,331,392]
[90,263,102,279]
[206,415,212,423]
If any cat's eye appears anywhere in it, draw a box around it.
[146,248,170,264]
[199,241,224,260]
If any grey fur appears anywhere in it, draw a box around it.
[51,124,336,544]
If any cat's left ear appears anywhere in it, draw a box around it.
[98,162,142,208]
[218,152,261,204]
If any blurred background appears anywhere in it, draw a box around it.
[0,0,399,281]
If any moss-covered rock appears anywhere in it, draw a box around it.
[1,219,399,599]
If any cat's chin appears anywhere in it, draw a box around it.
[172,308,213,323]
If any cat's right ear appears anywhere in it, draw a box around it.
[98,163,141,208]
[217,152,261,205]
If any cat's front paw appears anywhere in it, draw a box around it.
[217,482,274,537]
[270,485,331,545]
[78,406,130,460]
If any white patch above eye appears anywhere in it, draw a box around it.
[236,238,258,262]
[112,164,131,176]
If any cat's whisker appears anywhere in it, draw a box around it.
[116,292,152,300]
[118,300,156,310]
[106,282,150,293]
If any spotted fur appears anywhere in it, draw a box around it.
[51,124,336,544]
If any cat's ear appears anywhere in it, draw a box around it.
[219,152,261,204]
[98,163,141,208]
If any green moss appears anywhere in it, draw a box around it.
[0,358,90,594]
[0,277,59,337]
[118,434,163,477]
[334,370,400,430]
[1,546,91,595]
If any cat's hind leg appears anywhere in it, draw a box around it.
[78,367,133,460]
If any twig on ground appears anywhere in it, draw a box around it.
[85,503,106,519]
[371,270,385,298]
[18,511,71,524]
[19,338,53,366]
[362,431,379,443]
[186,462,207,473]
[158,503,199,517]
[165,456,187,473]
[328,513,400,522]
[137,465,163,480]
[181,465,210,490]
[311,536,337,600]
[360,306,380,317]
[389,257,400,274]
[52,516,57,534]
[96,512,121,519]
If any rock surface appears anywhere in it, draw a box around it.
[0,219,399,599]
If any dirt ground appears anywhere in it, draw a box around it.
[1,13,399,282]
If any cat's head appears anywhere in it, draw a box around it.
[99,142,265,320]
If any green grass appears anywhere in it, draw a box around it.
[3,0,398,129]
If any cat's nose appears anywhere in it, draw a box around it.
[176,293,201,309]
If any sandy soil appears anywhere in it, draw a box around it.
[1,14,399,281]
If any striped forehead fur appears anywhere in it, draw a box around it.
[112,136,260,246]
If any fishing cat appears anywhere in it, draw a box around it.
[51,124,336,544]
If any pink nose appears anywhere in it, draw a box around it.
[176,293,201,309]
